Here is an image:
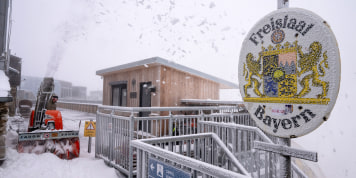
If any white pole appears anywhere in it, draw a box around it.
[278,0,289,9]
[277,1,291,177]
[276,137,292,177]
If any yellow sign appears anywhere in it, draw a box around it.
[84,121,96,137]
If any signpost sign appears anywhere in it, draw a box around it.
[254,141,317,162]
[84,120,96,153]
[84,121,96,137]
[238,8,340,138]
[148,157,191,178]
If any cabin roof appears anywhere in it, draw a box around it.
[96,56,238,88]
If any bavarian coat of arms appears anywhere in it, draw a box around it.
[238,8,340,138]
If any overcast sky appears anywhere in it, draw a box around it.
[10,0,355,92]
[8,0,356,177]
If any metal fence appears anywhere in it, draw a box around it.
[131,133,250,178]
[57,101,99,114]
[198,119,306,178]
[95,105,307,178]
[95,105,245,177]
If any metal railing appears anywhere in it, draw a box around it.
[131,133,250,178]
[95,105,307,178]
[57,101,99,114]
[95,105,245,177]
[198,119,306,178]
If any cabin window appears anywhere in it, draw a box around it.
[112,83,127,106]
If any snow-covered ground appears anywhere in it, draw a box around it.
[0,109,122,178]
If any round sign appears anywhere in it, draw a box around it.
[238,8,340,138]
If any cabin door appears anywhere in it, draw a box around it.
[139,82,152,132]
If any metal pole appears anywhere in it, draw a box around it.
[128,113,135,178]
[278,0,289,9]
[0,0,10,73]
[95,110,100,158]
[88,136,92,153]
[277,1,291,177]
[276,137,291,178]
[88,119,92,153]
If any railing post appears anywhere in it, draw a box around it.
[109,109,114,162]
[128,112,135,178]
[137,149,142,178]
[197,110,202,134]
[169,111,173,136]
[95,108,99,158]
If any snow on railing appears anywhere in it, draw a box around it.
[92,104,307,177]
[131,133,251,178]
[198,119,307,178]
[95,105,246,177]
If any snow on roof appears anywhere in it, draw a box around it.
[0,70,10,97]
[96,57,238,88]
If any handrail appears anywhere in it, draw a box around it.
[58,101,100,106]
[199,119,307,178]
[199,120,273,143]
[98,105,239,112]
[61,102,306,177]
[132,133,251,178]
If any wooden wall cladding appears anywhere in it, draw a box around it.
[102,65,161,107]
[160,66,219,107]
[102,64,221,108]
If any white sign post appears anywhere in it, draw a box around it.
[84,120,96,153]
[238,8,340,138]
[239,3,340,177]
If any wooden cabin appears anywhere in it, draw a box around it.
[96,57,238,109]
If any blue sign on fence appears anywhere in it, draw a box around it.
[148,157,191,178]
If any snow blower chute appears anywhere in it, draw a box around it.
[17,77,80,159]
